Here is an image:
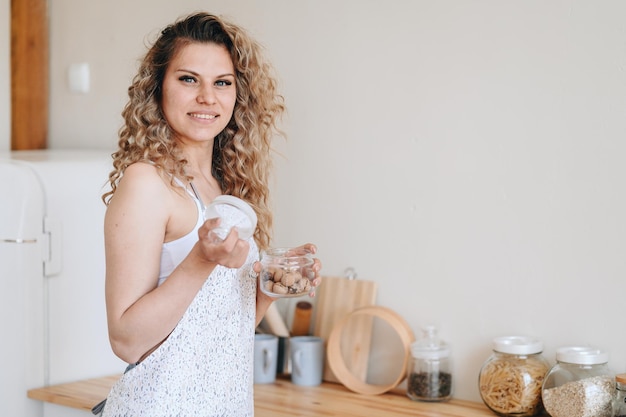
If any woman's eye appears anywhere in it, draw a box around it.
[215,80,233,87]
[179,75,197,84]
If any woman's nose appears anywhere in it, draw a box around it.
[196,85,216,104]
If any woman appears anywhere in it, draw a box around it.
[97,12,321,416]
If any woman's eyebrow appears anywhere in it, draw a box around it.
[175,68,235,78]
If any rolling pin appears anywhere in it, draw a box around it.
[263,303,290,337]
[290,301,313,336]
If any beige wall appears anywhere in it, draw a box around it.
[5,0,626,403]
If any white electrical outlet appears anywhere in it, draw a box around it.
[68,63,90,94]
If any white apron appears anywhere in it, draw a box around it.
[101,190,258,417]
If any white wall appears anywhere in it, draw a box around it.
[6,0,626,404]
[47,0,263,149]
[267,0,626,402]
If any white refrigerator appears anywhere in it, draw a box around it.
[0,150,124,417]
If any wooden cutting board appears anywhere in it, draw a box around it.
[313,275,377,383]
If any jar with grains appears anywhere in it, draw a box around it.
[541,346,614,417]
[407,326,452,402]
[478,336,549,417]
[614,374,626,417]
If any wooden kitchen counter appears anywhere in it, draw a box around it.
[28,374,536,416]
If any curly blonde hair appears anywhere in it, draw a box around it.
[102,12,285,250]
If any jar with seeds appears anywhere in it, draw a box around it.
[407,325,452,402]
[541,346,614,417]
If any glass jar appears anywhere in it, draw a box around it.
[614,374,626,417]
[478,336,549,417]
[406,326,452,402]
[541,346,614,417]
[259,248,315,297]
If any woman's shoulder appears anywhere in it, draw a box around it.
[106,162,184,228]
[113,161,177,203]
[123,160,159,177]
[120,161,169,188]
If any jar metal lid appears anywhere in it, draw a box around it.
[492,336,543,355]
[555,346,609,365]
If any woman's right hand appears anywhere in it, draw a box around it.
[196,218,250,268]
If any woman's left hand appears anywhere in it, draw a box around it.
[293,243,322,296]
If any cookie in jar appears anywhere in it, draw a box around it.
[259,248,314,297]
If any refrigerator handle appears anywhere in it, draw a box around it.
[43,216,62,276]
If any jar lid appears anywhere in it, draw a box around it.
[203,195,257,240]
[616,374,626,384]
[492,336,543,355]
[410,326,450,359]
[410,341,451,359]
[555,346,609,365]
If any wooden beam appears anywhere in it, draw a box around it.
[11,0,49,150]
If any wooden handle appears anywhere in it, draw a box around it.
[291,301,313,336]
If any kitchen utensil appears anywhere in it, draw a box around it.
[291,301,313,336]
[263,303,290,338]
[313,268,377,383]
[327,305,415,395]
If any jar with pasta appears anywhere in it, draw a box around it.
[541,346,614,417]
[478,336,549,417]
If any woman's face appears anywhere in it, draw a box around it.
[161,42,237,146]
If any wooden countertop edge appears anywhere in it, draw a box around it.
[27,374,121,411]
[27,374,548,416]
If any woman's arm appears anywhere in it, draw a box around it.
[104,163,249,363]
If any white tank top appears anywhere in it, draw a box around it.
[158,187,205,286]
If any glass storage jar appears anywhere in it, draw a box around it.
[406,326,452,402]
[259,248,315,298]
[478,336,549,417]
[614,374,626,417]
[541,346,614,417]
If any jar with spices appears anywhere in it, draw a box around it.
[478,336,549,417]
[614,374,626,417]
[541,346,614,417]
[406,326,452,402]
